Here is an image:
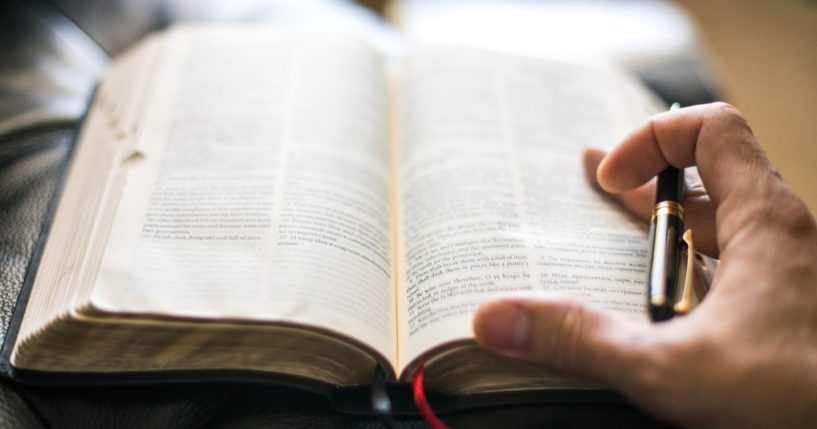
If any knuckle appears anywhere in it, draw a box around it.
[551,301,587,373]
[779,196,817,236]
[708,102,751,132]
[753,182,817,237]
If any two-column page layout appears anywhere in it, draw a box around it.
[13,26,659,394]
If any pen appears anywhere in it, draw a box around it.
[646,103,686,322]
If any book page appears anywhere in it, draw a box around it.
[91,27,396,365]
[396,47,658,371]
[13,35,164,348]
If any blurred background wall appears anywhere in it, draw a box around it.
[676,0,817,214]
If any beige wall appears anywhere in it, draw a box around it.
[676,0,817,213]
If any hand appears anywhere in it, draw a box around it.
[473,103,817,428]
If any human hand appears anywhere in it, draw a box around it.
[473,103,817,428]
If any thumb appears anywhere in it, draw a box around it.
[473,297,651,389]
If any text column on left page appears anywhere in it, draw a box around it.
[91,28,397,365]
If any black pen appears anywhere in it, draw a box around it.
[647,103,686,322]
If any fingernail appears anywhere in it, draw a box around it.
[582,148,607,190]
[583,146,606,154]
[476,303,530,352]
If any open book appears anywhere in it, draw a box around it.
[6,26,661,401]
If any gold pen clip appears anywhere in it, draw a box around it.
[673,229,696,315]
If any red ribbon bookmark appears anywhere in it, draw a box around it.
[412,362,450,429]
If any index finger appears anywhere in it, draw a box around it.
[597,102,772,207]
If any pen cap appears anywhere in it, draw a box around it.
[656,167,684,203]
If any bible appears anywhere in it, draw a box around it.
[2,25,667,410]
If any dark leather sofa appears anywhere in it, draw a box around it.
[0,1,687,427]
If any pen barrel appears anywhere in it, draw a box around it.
[647,209,684,321]
[656,167,684,202]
